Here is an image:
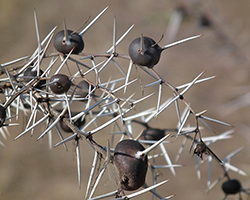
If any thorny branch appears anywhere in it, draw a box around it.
[0,4,248,200]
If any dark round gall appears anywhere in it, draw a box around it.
[53,30,84,55]
[60,113,86,133]
[129,36,162,68]
[113,139,148,191]
[199,14,212,27]
[75,80,94,99]
[140,127,165,141]
[193,142,209,160]
[49,74,71,94]
[0,105,6,127]
[24,67,46,89]
[222,179,241,195]
[23,102,31,109]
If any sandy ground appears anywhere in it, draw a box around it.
[0,0,250,199]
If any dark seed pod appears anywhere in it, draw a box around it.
[113,139,148,191]
[75,80,94,99]
[0,105,6,127]
[23,67,46,89]
[128,36,162,68]
[53,30,84,55]
[222,179,241,195]
[60,112,86,133]
[140,128,165,141]
[49,74,71,94]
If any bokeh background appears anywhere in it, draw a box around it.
[0,0,250,199]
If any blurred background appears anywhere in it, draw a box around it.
[0,0,250,199]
